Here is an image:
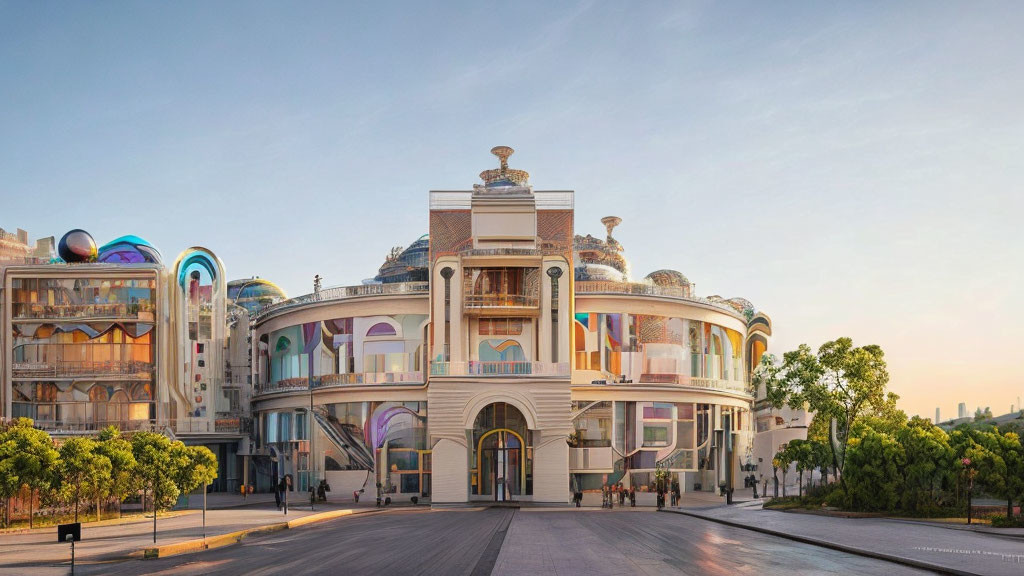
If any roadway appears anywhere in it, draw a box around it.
[2,507,934,576]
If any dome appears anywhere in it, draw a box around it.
[374,235,429,283]
[228,278,288,314]
[726,297,756,319]
[98,235,163,264]
[57,229,98,263]
[574,262,627,282]
[645,269,690,288]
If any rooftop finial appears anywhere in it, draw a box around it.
[601,216,622,242]
[479,146,529,187]
[491,146,514,171]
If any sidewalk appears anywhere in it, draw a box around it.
[0,497,380,572]
[664,502,1024,576]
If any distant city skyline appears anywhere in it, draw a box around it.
[2,2,1022,421]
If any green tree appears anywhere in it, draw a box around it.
[170,444,219,499]
[58,437,112,522]
[0,418,59,527]
[786,440,816,499]
[843,424,905,512]
[95,427,138,518]
[811,439,833,487]
[131,432,180,512]
[950,427,1006,514]
[757,338,891,489]
[774,445,794,498]
[896,417,954,512]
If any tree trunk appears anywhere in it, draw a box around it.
[29,489,33,529]
[798,471,803,499]
[782,471,787,497]
[1009,498,1014,520]
[97,495,102,522]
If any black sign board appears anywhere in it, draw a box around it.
[57,522,81,542]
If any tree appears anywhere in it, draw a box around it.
[0,418,58,528]
[990,431,1024,519]
[95,427,138,518]
[758,338,891,489]
[131,432,179,512]
[950,427,1006,517]
[774,445,794,498]
[896,417,954,512]
[785,440,816,499]
[811,440,833,487]
[171,444,219,498]
[58,437,112,522]
[843,424,905,512]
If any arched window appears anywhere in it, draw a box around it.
[366,322,397,337]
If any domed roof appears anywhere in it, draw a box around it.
[375,234,429,283]
[227,278,287,314]
[574,262,628,282]
[645,269,690,287]
[98,235,162,264]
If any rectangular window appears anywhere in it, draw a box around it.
[643,425,669,445]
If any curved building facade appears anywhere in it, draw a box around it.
[249,147,773,504]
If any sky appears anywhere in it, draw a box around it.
[2,1,1022,420]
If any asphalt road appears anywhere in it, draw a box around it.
[3,508,934,576]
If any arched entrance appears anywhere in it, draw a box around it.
[471,402,532,501]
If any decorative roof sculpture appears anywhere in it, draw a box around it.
[574,216,630,282]
[478,146,530,188]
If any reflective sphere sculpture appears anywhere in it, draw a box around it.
[58,229,98,263]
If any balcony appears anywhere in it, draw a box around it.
[12,361,155,381]
[574,281,746,319]
[462,293,540,314]
[578,375,752,396]
[11,400,163,433]
[254,372,426,396]
[252,281,429,324]
[12,302,156,322]
[314,371,424,388]
[430,361,570,377]
[462,267,540,316]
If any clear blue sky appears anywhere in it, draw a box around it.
[2,1,1022,419]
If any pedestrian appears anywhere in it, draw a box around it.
[629,486,636,507]
[274,482,282,509]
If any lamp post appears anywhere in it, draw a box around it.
[962,457,977,525]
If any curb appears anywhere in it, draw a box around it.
[660,508,985,576]
[135,508,373,560]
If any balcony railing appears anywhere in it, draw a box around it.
[574,281,745,318]
[12,302,156,321]
[430,361,570,377]
[255,372,426,396]
[462,293,540,309]
[252,281,429,323]
[12,361,155,380]
[582,375,751,395]
[314,371,424,388]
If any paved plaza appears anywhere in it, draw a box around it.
[0,505,954,576]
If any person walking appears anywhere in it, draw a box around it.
[629,486,636,507]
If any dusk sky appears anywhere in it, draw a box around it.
[2,2,1021,420]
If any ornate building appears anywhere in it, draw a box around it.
[247,147,774,503]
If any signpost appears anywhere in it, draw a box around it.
[58,523,80,576]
